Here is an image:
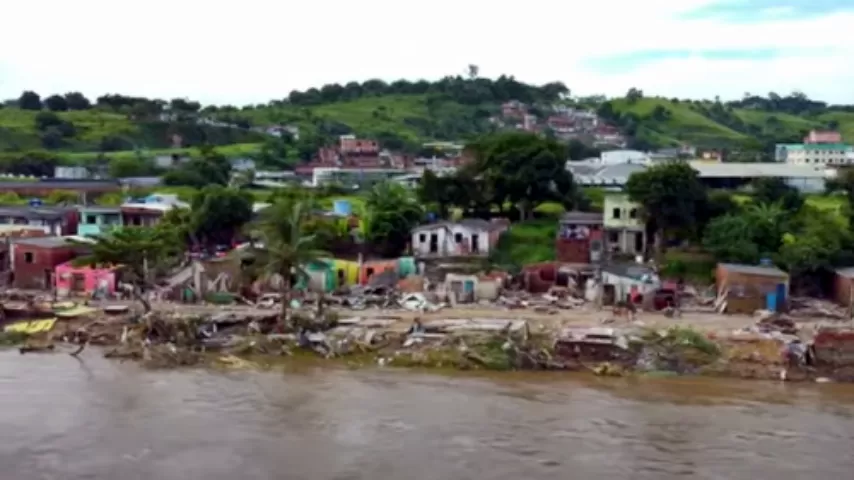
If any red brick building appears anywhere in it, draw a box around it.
[804,130,843,144]
[556,212,604,264]
[339,135,379,155]
[11,237,90,290]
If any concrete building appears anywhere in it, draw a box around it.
[715,263,789,314]
[775,143,854,165]
[77,207,123,237]
[54,166,90,180]
[120,193,188,227]
[556,211,604,264]
[600,263,660,305]
[0,206,78,236]
[10,236,90,290]
[600,150,649,165]
[411,219,508,258]
[603,194,646,256]
[804,130,843,144]
[311,167,407,187]
[568,160,833,193]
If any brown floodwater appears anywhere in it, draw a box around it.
[2,350,854,480]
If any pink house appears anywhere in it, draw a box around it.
[55,262,119,298]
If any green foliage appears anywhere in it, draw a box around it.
[627,162,707,246]
[361,182,424,256]
[189,186,254,247]
[489,219,556,271]
[74,227,182,310]
[163,145,232,188]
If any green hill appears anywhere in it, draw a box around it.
[0,79,852,168]
[602,95,854,150]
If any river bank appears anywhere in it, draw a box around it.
[4,300,854,383]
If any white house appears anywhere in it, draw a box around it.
[411,219,508,258]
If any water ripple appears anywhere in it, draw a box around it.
[1,350,854,479]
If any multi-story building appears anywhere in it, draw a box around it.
[804,130,843,144]
[775,143,854,165]
[603,194,646,256]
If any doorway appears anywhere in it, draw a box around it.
[71,273,86,293]
[471,234,480,253]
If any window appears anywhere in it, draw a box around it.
[85,215,97,224]
[454,233,463,243]
[608,231,619,244]
[612,208,621,219]
[419,233,426,243]
[629,208,638,219]
[24,252,34,264]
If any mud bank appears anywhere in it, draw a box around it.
[3,306,852,384]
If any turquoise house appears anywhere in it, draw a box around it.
[78,206,123,237]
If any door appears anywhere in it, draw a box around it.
[429,234,438,253]
[471,234,480,253]
[463,279,475,303]
[71,273,86,293]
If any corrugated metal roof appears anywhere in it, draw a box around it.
[689,162,830,179]
[719,263,788,277]
[836,267,854,278]
[11,236,78,248]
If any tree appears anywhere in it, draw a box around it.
[248,200,327,325]
[189,186,254,249]
[18,91,42,110]
[752,178,804,213]
[360,182,424,256]
[702,214,760,264]
[64,92,91,110]
[1,151,59,177]
[626,162,707,252]
[74,227,181,312]
[626,88,644,104]
[162,145,232,188]
[108,157,156,178]
[470,132,576,220]
[467,64,479,79]
[44,94,69,112]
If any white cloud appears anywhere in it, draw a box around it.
[0,0,851,104]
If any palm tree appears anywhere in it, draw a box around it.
[249,199,327,326]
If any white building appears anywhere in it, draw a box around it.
[775,143,854,165]
[411,219,508,258]
[600,150,650,165]
[54,166,89,179]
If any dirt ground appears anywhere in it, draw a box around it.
[91,300,771,335]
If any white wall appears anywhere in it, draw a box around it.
[412,225,491,256]
[601,150,649,165]
[601,271,659,301]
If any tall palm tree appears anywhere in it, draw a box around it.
[249,199,327,326]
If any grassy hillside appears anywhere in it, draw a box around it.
[2,89,854,162]
[0,107,267,154]
[607,97,854,148]
[609,98,748,146]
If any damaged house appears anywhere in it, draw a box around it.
[10,236,91,290]
[603,194,646,256]
[411,219,508,258]
[556,211,604,264]
[716,262,789,314]
[598,263,660,306]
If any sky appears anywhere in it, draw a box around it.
[1,0,852,106]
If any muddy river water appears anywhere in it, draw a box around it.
[2,350,854,480]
